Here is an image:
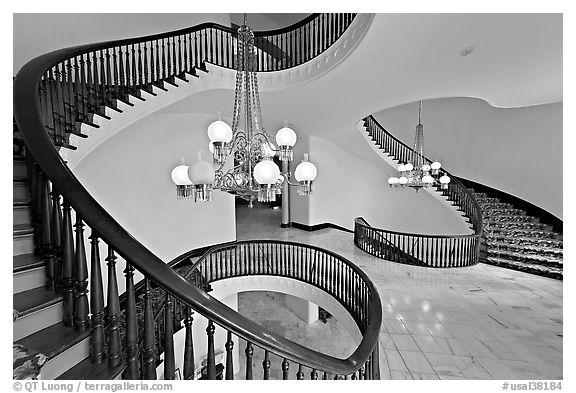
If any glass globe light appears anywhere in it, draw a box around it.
[388,176,399,186]
[422,175,434,184]
[398,164,406,172]
[404,163,414,171]
[295,161,318,182]
[275,126,297,147]
[399,176,408,185]
[207,120,233,143]
[422,164,431,172]
[440,174,451,184]
[253,160,281,185]
[171,164,192,186]
[430,161,442,170]
[189,154,215,185]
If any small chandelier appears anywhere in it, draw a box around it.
[171,14,317,206]
[387,100,450,191]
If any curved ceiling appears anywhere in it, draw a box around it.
[158,13,562,167]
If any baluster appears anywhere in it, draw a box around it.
[262,350,270,380]
[141,279,157,379]
[39,173,52,258]
[166,38,172,79]
[118,47,125,98]
[183,308,195,379]
[225,331,234,380]
[281,358,290,380]
[358,366,364,380]
[102,248,122,367]
[89,231,105,364]
[296,364,304,380]
[161,38,167,79]
[50,186,62,288]
[137,43,143,87]
[112,47,119,101]
[206,320,216,379]
[245,342,254,380]
[163,295,175,380]
[322,371,327,380]
[155,40,161,82]
[310,368,318,381]
[73,215,89,330]
[124,262,139,379]
[61,199,74,326]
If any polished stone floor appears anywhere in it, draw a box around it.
[235,203,563,380]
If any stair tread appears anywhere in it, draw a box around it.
[13,176,28,183]
[13,198,31,207]
[15,321,90,361]
[13,224,33,236]
[14,254,46,273]
[57,356,126,380]
[13,286,62,317]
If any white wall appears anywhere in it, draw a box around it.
[373,98,563,219]
[291,135,473,235]
[13,13,231,74]
[74,112,236,263]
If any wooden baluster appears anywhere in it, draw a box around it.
[105,248,122,367]
[206,320,216,379]
[245,342,253,380]
[89,231,105,364]
[310,368,318,381]
[358,366,364,380]
[296,364,304,380]
[262,350,270,380]
[39,173,52,258]
[137,43,144,87]
[282,358,289,380]
[225,331,234,380]
[321,371,327,380]
[124,261,139,379]
[73,215,89,331]
[183,308,195,379]
[141,279,157,379]
[61,199,75,326]
[50,186,62,288]
[163,295,175,380]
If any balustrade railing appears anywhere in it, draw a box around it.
[355,116,483,267]
[13,14,373,380]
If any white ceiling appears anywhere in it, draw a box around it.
[159,13,562,165]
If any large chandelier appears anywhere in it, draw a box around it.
[171,15,317,206]
[387,101,450,191]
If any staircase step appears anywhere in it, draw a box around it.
[482,208,526,216]
[57,356,125,380]
[14,254,46,294]
[13,181,29,200]
[15,321,91,380]
[483,221,550,231]
[13,287,63,341]
[13,158,28,178]
[487,248,563,267]
[13,201,32,225]
[13,225,35,256]
[479,202,513,210]
[485,256,563,280]
[483,215,540,224]
[486,241,563,258]
[486,234,563,248]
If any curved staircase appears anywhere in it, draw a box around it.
[13,14,383,381]
[467,189,563,279]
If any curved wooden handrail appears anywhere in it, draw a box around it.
[14,14,370,378]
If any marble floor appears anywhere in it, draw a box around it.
[234,204,563,380]
[235,291,357,380]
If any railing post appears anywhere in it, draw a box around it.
[89,231,105,364]
[282,358,289,380]
[206,320,216,379]
[105,248,122,367]
[163,295,176,380]
[124,261,140,379]
[50,186,63,289]
[245,342,253,380]
[73,214,90,331]
[262,350,270,380]
[297,364,304,380]
[61,199,75,327]
[183,308,195,380]
[142,279,157,380]
[225,331,234,380]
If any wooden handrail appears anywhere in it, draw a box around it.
[14,14,371,378]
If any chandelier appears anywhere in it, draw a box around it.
[171,15,317,206]
[387,101,450,191]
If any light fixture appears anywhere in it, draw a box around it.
[172,14,317,207]
[387,100,450,191]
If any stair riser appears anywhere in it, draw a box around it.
[13,183,29,200]
[13,206,32,225]
[14,267,46,294]
[13,302,63,341]
[486,252,562,268]
[486,246,562,258]
[13,234,35,256]
[13,161,28,178]
[45,337,90,380]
